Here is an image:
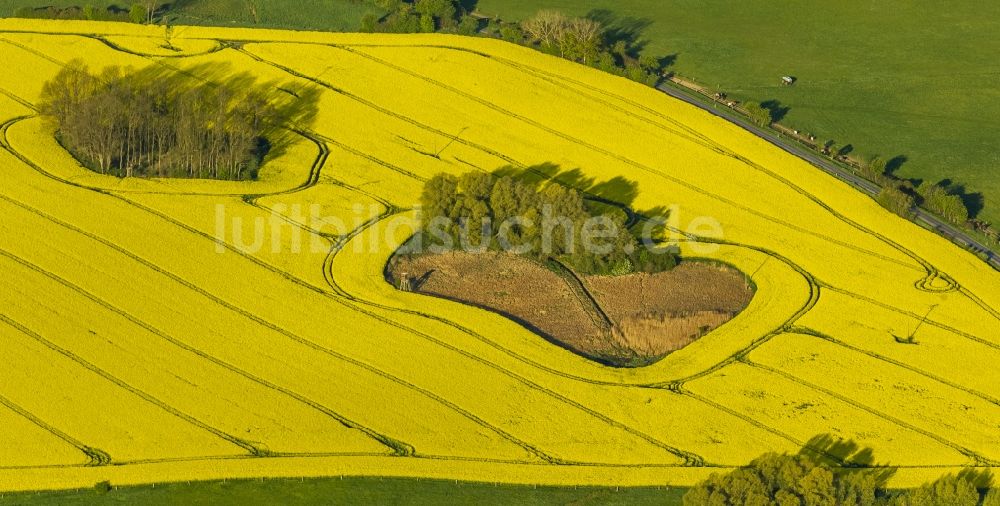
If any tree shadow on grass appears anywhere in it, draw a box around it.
[586,8,653,57]
[885,154,909,176]
[939,179,985,219]
[760,99,791,123]
[456,0,479,14]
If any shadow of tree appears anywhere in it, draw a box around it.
[494,163,640,206]
[126,60,322,165]
[456,0,479,14]
[885,154,909,176]
[585,8,653,57]
[760,99,791,123]
[491,163,678,244]
[801,434,882,469]
[939,179,986,219]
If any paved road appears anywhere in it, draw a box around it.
[655,82,1000,271]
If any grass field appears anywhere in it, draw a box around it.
[0,1,384,31]
[473,0,1000,226]
[0,477,683,505]
[0,19,998,496]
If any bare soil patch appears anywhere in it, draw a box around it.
[388,252,753,367]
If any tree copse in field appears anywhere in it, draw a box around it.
[418,172,678,275]
[743,101,774,127]
[520,9,662,85]
[363,0,468,33]
[875,184,917,218]
[684,452,995,506]
[917,182,970,225]
[39,60,312,180]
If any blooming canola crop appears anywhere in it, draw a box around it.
[0,18,998,491]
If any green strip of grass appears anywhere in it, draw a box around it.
[0,477,685,505]
[473,0,1000,226]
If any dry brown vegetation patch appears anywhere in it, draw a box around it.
[389,252,754,367]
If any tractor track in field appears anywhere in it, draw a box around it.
[789,326,1000,411]
[0,187,418,457]
[331,41,1000,323]
[0,53,928,472]
[333,44,943,279]
[0,46,716,465]
[0,310,264,458]
[396,43,976,293]
[819,283,1000,351]
[746,359,997,467]
[0,157,582,466]
[0,33,994,472]
[0,392,109,467]
[83,33,226,58]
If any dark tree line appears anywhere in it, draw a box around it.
[361,0,479,34]
[359,3,667,87]
[40,61,306,181]
[13,2,161,23]
[685,446,997,506]
[418,171,678,276]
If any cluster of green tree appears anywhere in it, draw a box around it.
[13,2,160,23]
[359,3,665,87]
[360,0,479,35]
[40,61,305,180]
[685,451,997,506]
[514,10,662,86]
[863,156,971,224]
[418,172,678,276]
[742,101,774,127]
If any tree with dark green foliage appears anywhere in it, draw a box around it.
[684,452,887,506]
[129,3,146,24]
[363,0,467,33]
[456,14,481,35]
[875,184,917,218]
[743,101,773,127]
[865,155,888,180]
[499,22,524,43]
[418,172,678,275]
[419,13,436,32]
[916,182,969,225]
[685,442,994,506]
[40,60,316,181]
[360,12,379,32]
[888,474,980,506]
[414,0,456,27]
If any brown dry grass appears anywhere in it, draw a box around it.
[389,252,608,353]
[388,253,753,367]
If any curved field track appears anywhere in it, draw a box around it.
[0,19,998,492]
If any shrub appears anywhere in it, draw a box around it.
[129,4,146,24]
[889,474,980,506]
[743,101,774,127]
[40,61,313,180]
[875,185,916,218]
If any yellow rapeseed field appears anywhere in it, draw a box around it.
[0,18,998,492]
